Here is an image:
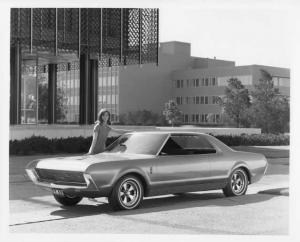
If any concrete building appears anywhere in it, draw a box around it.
[117,41,290,125]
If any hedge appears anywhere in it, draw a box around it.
[9,133,289,155]
[9,136,118,155]
[212,133,289,146]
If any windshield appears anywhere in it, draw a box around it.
[105,133,168,155]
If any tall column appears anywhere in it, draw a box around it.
[89,59,98,123]
[48,64,57,124]
[79,53,88,124]
[10,44,21,125]
[79,54,98,124]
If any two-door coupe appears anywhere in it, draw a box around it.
[26,131,268,210]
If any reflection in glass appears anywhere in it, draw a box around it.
[56,62,80,124]
[21,64,49,124]
[98,65,119,123]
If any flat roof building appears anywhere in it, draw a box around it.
[116,41,290,125]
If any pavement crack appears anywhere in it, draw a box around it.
[10,217,67,227]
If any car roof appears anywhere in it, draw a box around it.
[126,130,209,136]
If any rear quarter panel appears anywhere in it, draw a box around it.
[222,150,267,183]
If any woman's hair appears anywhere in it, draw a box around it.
[97,109,111,125]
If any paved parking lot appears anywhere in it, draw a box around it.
[9,146,289,234]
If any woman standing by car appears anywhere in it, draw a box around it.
[87,109,128,155]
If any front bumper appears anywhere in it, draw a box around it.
[25,168,99,193]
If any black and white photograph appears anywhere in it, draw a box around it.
[1,0,300,241]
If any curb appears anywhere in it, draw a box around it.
[258,188,289,196]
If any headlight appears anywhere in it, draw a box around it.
[26,169,38,182]
[83,173,92,186]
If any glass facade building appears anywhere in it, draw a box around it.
[10,8,159,125]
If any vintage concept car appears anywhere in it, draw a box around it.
[26,131,268,210]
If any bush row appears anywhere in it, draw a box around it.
[9,133,289,155]
[212,133,289,146]
[9,136,118,155]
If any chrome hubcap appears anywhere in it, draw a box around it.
[231,171,245,194]
[119,180,139,207]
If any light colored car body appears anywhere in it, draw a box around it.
[26,131,268,199]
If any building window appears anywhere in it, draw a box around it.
[211,77,216,86]
[200,96,204,104]
[195,114,199,123]
[196,96,199,104]
[184,114,189,123]
[192,114,195,123]
[186,79,190,87]
[204,114,208,122]
[56,62,80,124]
[98,66,119,123]
[176,96,183,105]
[205,78,209,86]
[216,114,221,123]
[201,78,205,86]
[205,96,209,104]
[21,64,49,124]
[180,80,184,88]
[196,78,199,87]
[185,96,191,104]
[176,80,180,88]
[200,114,204,123]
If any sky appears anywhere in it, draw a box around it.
[159,2,292,68]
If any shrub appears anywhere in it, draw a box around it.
[213,133,289,146]
[9,134,289,155]
[9,135,119,155]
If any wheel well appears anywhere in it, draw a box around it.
[239,166,251,184]
[117,172,149,195]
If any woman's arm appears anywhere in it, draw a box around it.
[108,127,131,137]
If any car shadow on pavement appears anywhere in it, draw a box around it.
[50,192,276,219]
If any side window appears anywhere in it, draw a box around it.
[160,135,216,156]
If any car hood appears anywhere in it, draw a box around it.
[35,152,155,172]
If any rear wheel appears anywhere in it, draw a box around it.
[52,189,82,206]
[108,175,144,211]
[223,168,248,197]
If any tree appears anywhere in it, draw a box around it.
[218,78,251,127]
[162,100,183,126]
[250,70,290,133]
[38,83,67,122]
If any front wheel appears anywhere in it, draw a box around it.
[109,175,144,211]
[52,189,83,206]
[223,168,248,197]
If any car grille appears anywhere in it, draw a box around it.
[35,168,86,185]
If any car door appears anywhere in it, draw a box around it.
[150,134,218,192]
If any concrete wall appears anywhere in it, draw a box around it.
[192,57,235,69]
[9,125,261,140]
[118,42,195,115]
